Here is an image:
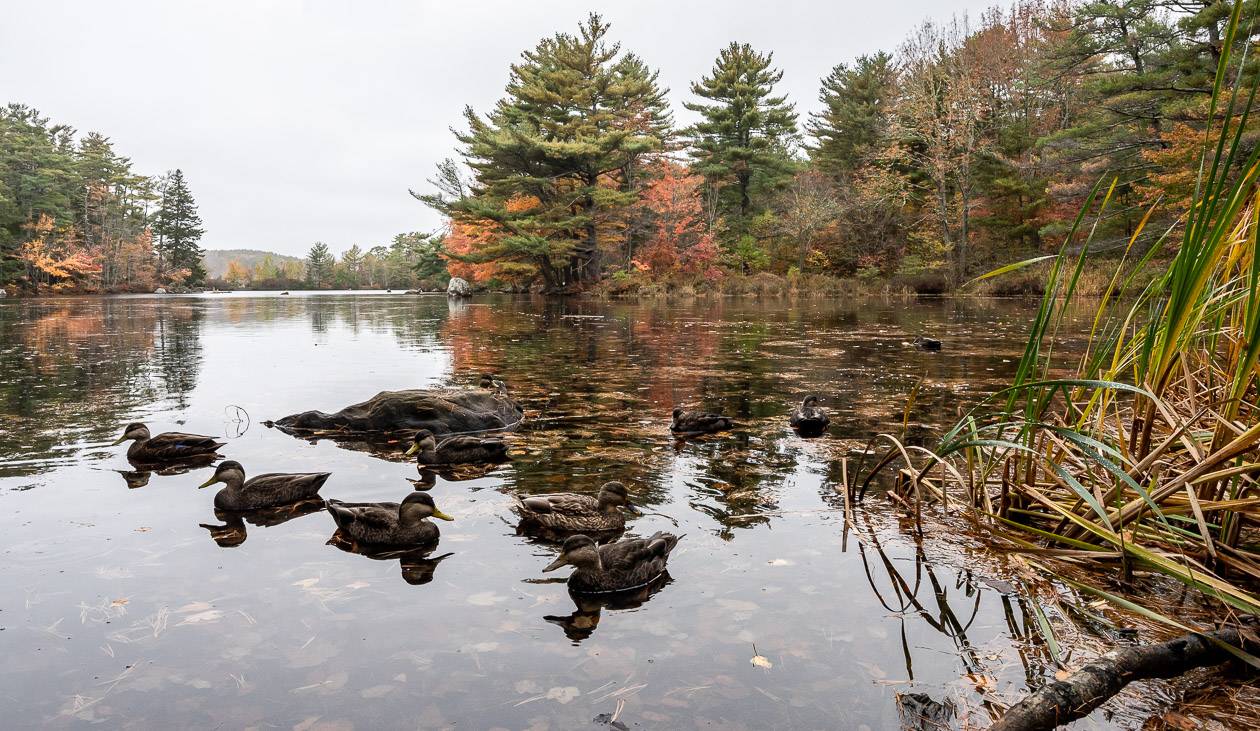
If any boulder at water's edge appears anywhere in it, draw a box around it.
[447,277,472,298]
[269,388,522,436]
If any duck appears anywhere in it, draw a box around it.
[111,422,225,464]
[543,532,681,593]
[514,481,639,534]
[789,395,830,435]
[405,428,509,465]
[326,491,453,547]
[913,335,942,352]
[479,373,508,395]
[196,460,331,511]
[670,408,734,435]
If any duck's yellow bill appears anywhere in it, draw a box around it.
[110,436,127,445]
[196,475,218,489]
[432,509,455,521]
[404,443,419,457]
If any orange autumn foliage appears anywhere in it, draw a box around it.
[634,162,721,279]
[444,194,541,284]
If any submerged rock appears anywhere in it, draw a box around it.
[447,277,472,298]
[154,287,167,294]
[268,388,522,436]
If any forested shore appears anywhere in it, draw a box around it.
[3,0,1254,297]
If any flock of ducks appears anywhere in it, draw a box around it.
[109,381,837,594]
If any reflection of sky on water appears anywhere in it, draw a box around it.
[1,292,1141,728]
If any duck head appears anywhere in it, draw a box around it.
[405,429,438,457]
[197,460,246,489]
[399,491,454,524]
[802,395,821,408]
[478,373,496,389]
[543,534,603,573]
[671,408,683,422]
[597,481,641,515]
[112,423,150,445]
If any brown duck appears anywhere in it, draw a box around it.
[543,532,681,593]
[196,460,331,511]
[112,422,225,464]
[670,408,734,435]
[405,428,509,466]
[326,492,453,547]
[514,481,639,534]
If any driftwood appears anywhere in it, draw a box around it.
[991,626,1249,730]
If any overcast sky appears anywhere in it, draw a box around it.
[2,0,993,258]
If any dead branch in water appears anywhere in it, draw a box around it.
[991,626,1252,731]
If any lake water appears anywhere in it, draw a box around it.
[1,292,1115,729]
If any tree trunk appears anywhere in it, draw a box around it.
[991,626,1250,731]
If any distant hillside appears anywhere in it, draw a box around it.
[203,249,304,278]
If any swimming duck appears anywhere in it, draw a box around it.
[326,492,453,547]
[478,373,508,394]
[543,532,681,593]
[913,335,942,352]
[405,428,509,465]
[112,423,225,464]
[670,408,734,435]
[196,460,331,511]
[789,395,830,435]
[514,481,639,534]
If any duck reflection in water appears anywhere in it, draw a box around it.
[326,534,454,586]
[199,498,326,548]
[116,458,217,489]
[543,574,672,642]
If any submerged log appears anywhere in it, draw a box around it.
[268,388,522,436]
[991,626,1250,731]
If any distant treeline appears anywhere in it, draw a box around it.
[208,234,449,291]
[413,2,1260,293]
[0,104,206,294]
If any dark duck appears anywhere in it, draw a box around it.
[543,532,681,593]
[670,408,734,436]
[196,460,331,511]
[789,395,830,435]
[514,481,639,534]
[326,491,453,547]
[405,428,509,466]
[112,422,225,464]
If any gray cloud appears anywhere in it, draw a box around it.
[1,0,992,257]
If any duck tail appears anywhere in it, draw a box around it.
[311,473,333,492]
[649,531,682,557]
[326,500,354,529]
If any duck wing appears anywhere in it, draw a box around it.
[327,500,399,531]
[516,493,598,516]
[243,472,331,504]
[143,431,226,459]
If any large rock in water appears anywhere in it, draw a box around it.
[447,277,472,298]
[270,388,522,436]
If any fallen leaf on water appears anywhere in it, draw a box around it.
[110,598,128,607]
[1054,669,1072,681]
[546,686,580,704]
[765,559,794,566]
[176,610,223,626]
[750,644,773,669]
[135,527,151,533]
[466,591,505,606]
[965,673,997,693]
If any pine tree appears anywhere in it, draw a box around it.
[807,52,896,180]
[153,169,205,283]
[685,43,799,230]
[305,242,333,287]
[422,14,670,291]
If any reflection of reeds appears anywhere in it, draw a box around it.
[868,6,1260,637]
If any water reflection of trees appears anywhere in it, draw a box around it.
[0,298,205,479]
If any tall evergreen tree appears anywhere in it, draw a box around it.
[305,242,333,287]
[153,169,205,283]
[685,43,799,229]
[807,52,896,180]
[422,14,670,291]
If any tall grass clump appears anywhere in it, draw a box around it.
[877,5,1260,626]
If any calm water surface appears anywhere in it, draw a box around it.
[1,293,1094,729]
